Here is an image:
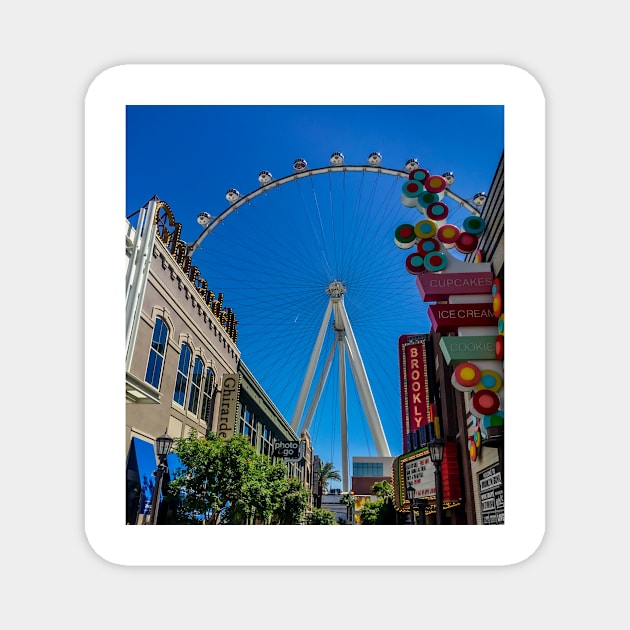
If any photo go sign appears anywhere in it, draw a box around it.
[274,440,301,460]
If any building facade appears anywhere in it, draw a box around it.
[125,197,312,524]
[393,153,504,525]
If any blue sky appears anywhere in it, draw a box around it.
[126,105,504,488]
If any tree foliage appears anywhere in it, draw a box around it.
[356,481,397,525]
[307,507,337,525]
[165,431,310,524]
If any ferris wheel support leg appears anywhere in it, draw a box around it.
[338,301,392,457]
[290,299,333,432]
[339,339,349,493]
[301,337,338,435]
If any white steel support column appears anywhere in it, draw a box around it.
[338,334,349,492]
[290,299,333,431]
[302,337,338,435]
[337,299,391,457]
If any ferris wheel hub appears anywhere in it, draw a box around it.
[326,280,346,298]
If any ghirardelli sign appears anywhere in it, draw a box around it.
[217,373,240,439]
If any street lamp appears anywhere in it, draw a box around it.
[148,431,173,525]
[405,483,416,525]
[429,438,445,525]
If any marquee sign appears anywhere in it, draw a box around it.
[428,302,497,333]
[416,271,494,302]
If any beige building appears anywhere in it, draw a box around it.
[125,197,312,524]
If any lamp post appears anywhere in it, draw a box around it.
[148,431,173,525]
[429,438,445,525]
[405,483,416,525]
[415,497,428,525]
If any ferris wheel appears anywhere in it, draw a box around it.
[187,152,486,491]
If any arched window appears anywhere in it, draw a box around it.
[145,316,168,389]
[173,343,192,406]
[187,357,204,415]
[200,367,215,424]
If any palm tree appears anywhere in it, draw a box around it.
[316,461,341,508]
[371,480,393,502]
[339,491,356,524]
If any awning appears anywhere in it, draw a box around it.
[130,437,157,516]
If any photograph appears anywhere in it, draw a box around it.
[86,64,544,565]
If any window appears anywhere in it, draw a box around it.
[200,367,215,424]
[352,462,384,477]
[261,425,273,457]
[145,316,168,389]
[187,357,204,415]
[239,405,257,446]
[173,343,192,406]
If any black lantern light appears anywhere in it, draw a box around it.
[148,431,173,525]
[406,483,416,525]
[155,431,174,460]
[429,438,445,525]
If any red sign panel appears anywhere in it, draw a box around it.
[428,302,497,333]
[398,335,431,452]
[416,271,495,302]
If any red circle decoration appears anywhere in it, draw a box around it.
[416,237,441,255]
[409,168,430,183]
[424,251,448,272]
[468,437,477,461]
[425,175,447,193]
[395,223,416,242]
[405,253,426,275]
[495,335,504,361]
[471,390,501,416]
[455,231,478,254]
[454,362,482,388]
[437,224,460,245]
[426,201,449,221]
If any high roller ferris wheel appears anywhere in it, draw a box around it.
[186,151,486,492]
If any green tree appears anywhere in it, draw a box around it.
[355,481,397,525]
[307,507,337,525]
[166,431,290,524]
[315,461,341,508]
[273,477,312,525]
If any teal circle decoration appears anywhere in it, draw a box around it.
[424,251,448,272]
[463,215,486,235]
